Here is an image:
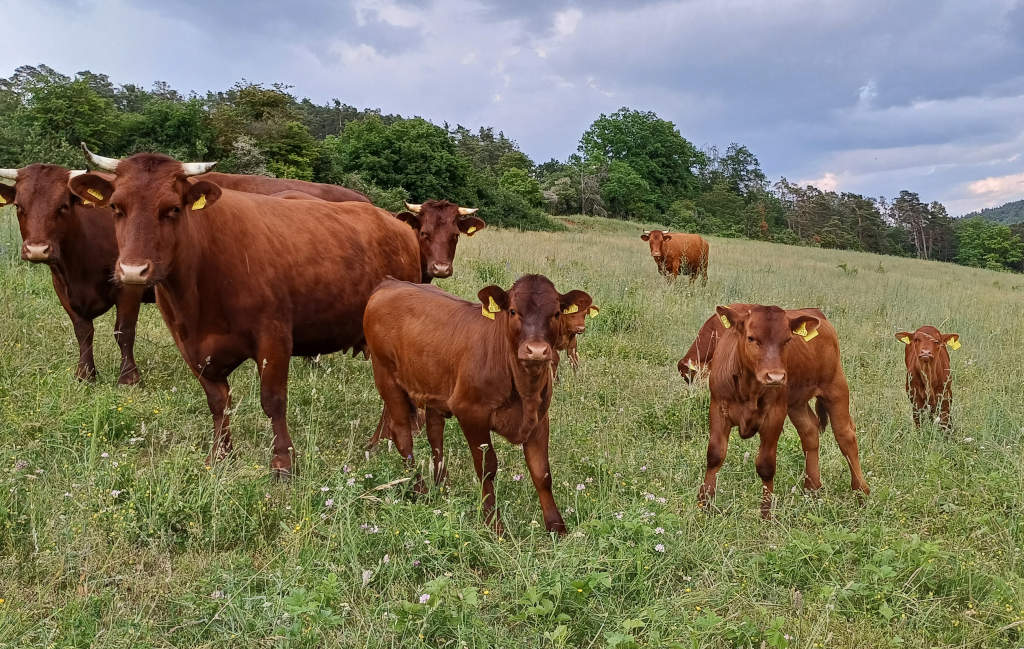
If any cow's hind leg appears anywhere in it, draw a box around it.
[113,287,144,385]
[789,403,822,491]
[371,361,423,492]
[821,388,870,495]
[698,406,731,509]
[200,376,233,465]
[425,408,447,486]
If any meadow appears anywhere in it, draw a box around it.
[1,211,1023,648]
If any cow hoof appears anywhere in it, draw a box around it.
[205,445,233,467]
[546,520,568,536]
[271,466,294,481]
[803,479,823,492]
[76,368,98,382]
[117,370,142,386]
[412,478,428,495]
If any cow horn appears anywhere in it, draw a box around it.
[67,170,87,179]
[457,206,478,216]
[0,168,18,180]
[180,161,217,176]
[81,142,121,172]
[404,202,422,213]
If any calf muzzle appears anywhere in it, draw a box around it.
[23,243,51,262]
[518,341,553,363]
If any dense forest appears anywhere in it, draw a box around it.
[2,65,1022,272]
[965,199,1024,227]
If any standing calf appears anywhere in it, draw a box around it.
[895,326,959,429]
[364,276,592,534]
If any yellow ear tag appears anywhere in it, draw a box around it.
[900,335,911,344]
[0,195,6,205]
[562,304,579,315]
[192,194,207,210]
[82,199,94,206]
[481,305,495,320]
[685,360,697,371]
[588,306,599,318]
[719,315,731,329]
[793,322,818,342]
[487,296,501,313]
[947,337,961,350]
[801,329,819,342]
[87,188,104,200]
[467,226,477,235]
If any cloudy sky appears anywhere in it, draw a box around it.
[2,0,1023,214]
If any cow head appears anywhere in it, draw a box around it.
[560,299,598,337]
[68,145,219,286]
[640,230,672,262]
[397,200,485,280]
[0,165,90,264]
[716,305,820,386]
[896,327,959,365]
[478,275,592,367]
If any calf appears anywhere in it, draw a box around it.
[555,300,599,373]
[640,230,709,285]
[895,326,959,428]
[0,164,153,384]
[70,146,422,476]
[700,304,869,517]
[363,275,592,534]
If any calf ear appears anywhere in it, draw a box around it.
[716,305,744,331]
[942,333,961,350]
[68,173,114,207]
[477,285,509,320]
[0,183,15,206]
[458,216,486,236]
[559,289,593,315]
[184,180,221,211]
[895,332,912,345]
[640,232,650,241]
[790,314,821,342]
[396,211,422,230]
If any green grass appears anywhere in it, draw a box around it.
[1,210,1023,648]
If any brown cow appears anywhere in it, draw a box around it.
[678,311,728,383]
[699,304,869,517]
[197,171,370,203]
[69,146,421,475]
[363,275,593,534]
[0,164,153,384]
[895,326,959,429]
[640,230,709,285]
[396,201,486,281]
[555,301,599,373]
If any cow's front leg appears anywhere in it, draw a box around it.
[199,376,233,465]
[256,335,295,478]
[113,286,145,385]
[523,414,566,534]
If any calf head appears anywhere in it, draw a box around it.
[716,304,820,387]
[640,230,672,263]
[68,145,219,286]
[0,165,89,263]
[896,327,959,366]
[397,200,485,280]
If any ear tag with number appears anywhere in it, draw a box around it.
[562,304,579,315]
[192,194,207,210]
[793,322,818,342]
[588,306,599,318]
[482,296,501,319]
[481,306,495,320]
[466,226,477,235]
[719,315,731,329]
[947,336,961,350]
[87,188,104,200]
[900,335,911,344]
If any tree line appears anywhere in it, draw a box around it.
[2,65,1021,272]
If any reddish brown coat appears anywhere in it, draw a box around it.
[363,275,592,534]
[640,230,709,284]
[699,304,869,517]
[895,326,958,428]
[68,153,421,475]
[197,171,370,203]
[0,164,152,384]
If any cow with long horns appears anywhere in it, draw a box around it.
[69,144,422,476]
[0,164,153,384]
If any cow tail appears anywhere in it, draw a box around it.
[815,398,829,433]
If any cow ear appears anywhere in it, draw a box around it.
[0,183,15,206]
[396,211,422,230]
[640,232,650,241]
[559,290,593,315]
[184,180,221,211]
[68,173,114,208]
[895,332,912,345]
[942,333,961,350]
[662,233,672,241]
[458,216,486,236]
[716,305,744,331]
[477,285,509,320]
[790,315,820,342]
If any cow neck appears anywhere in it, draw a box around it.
[52,205,97,292]
[486,313,552,438]
[160,211,210,314]
[909,357,946,396]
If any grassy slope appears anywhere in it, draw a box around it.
[1,210,1023,648]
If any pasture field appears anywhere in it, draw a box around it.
[1,211,1024,649]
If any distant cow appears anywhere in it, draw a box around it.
[364,275,593,534]
[0,164,153,384]
[895,326,959,429]
[70,145,422,476]
[640,230,709,284]
[700,304,869,517]
[197,172,370,203]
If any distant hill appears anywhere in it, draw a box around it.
[964,199,1024,225]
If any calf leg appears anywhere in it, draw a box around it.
[523,415,566,534]
[698,406,732,508]
[461,420,503,535]
[425,409,447,486]
[366,405,392,449]
[566,337,580,373]
[756,424,783,519]
[200,376,233,465]
[788,403,822,490]
[71,317,98,382]
[821,389,870,495]
[256,338,296,478]
[113,287,144,385]
[371,364,423,492]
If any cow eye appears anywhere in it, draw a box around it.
[164,206,180,219]
[508,309,516,316]
[420,231,430,240]
[110,203,123,216]
[747,336,755,343]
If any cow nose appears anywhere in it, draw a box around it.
[765,371,786,385]
[24,244,51,261]
[430,262,452,277]
[520,342,551,362]
[573,325,586,334]
[118,261,152,285]
[919,352,933,361]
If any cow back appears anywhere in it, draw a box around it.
[198,172,370,203]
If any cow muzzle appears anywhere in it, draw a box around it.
[430,262,452,278]
[518,341,553,363]
[762,371,787,386]
[23,243,52,262]
[118,261,152,285]
[918,352,934,362]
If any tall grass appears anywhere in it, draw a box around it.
[1,210,1023,648]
